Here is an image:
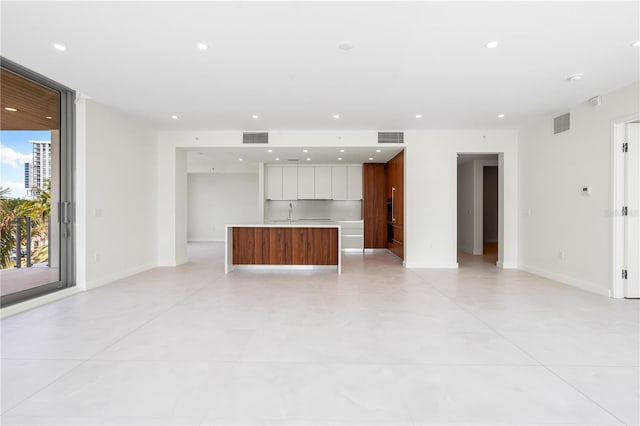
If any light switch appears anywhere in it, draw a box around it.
[94,208,102,217]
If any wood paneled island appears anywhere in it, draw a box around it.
[225,224,341,274]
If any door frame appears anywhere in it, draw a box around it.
[611,113,639,298]
[456,153,502,266]
[0,57,76,307]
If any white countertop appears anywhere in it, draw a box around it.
[263,219,363,225]
[227,223,341,228]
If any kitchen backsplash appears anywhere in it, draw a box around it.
[265,200,362,221]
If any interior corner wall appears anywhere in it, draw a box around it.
[187,173,259,242]
[82,100,158,288]
[518,81,640,296]
[457,161,475,254]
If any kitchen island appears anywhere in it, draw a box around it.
[225,223,341,274]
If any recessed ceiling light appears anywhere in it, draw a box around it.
[4,107,17,112]
[53,43,67,51]
[338,41,354,51]
[376,149,381,153]
[632,40,640,47]
[275,157,280,161]
[339,149,345,153]
[497,114,505,118]
[252,114,259,119]
[415,114,422,119]
[239,158,244,161]
[369,157,374,161]
[306,158,311,161]
[338,157,343,161]
[567,73,584,82]
[45,116,52,119]
[333,114,340,119]
[267,149,273,153]
[197,43,208,50]
[485,41,499,49]
[303,149,308,153]
[171,115,179,120]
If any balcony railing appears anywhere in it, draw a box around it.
[10,216,49,269]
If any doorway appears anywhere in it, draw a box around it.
[612,118,639,298]
[0,59,75,307]
[456,154,500,267]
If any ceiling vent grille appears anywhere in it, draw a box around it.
[378,131,404,144]
[553,113,570,134]
[242,132,268,144]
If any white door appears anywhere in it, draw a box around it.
[314,167,332,199]
[624,123,640,298]
[282,167,298,200]
[347,165,363,200]
[266,166,283,200]
[298,167,315,199]
[332,166,348,200]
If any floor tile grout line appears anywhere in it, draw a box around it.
[421,269,630,426]
[0,276,213,417]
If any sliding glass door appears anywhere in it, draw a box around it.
[0,58,75,307]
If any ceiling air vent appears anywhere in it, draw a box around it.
[378,131,404,144]
[242,132,268,144]
[553,113,570,134]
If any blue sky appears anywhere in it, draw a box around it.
[0,130,51,198]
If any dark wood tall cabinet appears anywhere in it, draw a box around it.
[363,164,387,248]
[386,151,404,259]
[363,150,404,259]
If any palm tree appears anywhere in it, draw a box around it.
[0,183,51,269]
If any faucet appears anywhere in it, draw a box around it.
[288,202,293,223]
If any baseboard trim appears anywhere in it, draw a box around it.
[86,262,156,290]
[520,264,609,297]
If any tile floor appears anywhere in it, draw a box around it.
[1,243,638,425]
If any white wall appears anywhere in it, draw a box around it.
[457,161,475,254]
[404,131,519,269]
[157,129,519,269]
[188,173,259,241]
[519,81,640,296]
[79,100,157,289]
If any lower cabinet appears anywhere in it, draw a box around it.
[232,227,338,265]
[337,221,364,250]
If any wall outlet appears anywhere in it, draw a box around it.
[94,208,102,217]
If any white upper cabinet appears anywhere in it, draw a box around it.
[266,164,361,201]
[297,167,315,199]
[331,166,348,200]
[347,165,363,200]
[314,167,332,199]
[282,167,298,200]
[266,166,283,200]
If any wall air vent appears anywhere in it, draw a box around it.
[287,158,299,162]
[242,132,268,144]
[378,131,404,144]
[553,113,570,134]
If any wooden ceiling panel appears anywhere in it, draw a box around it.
[1,68,60,131]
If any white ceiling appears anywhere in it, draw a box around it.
[186,146,403,173]
[2,2,638,131]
